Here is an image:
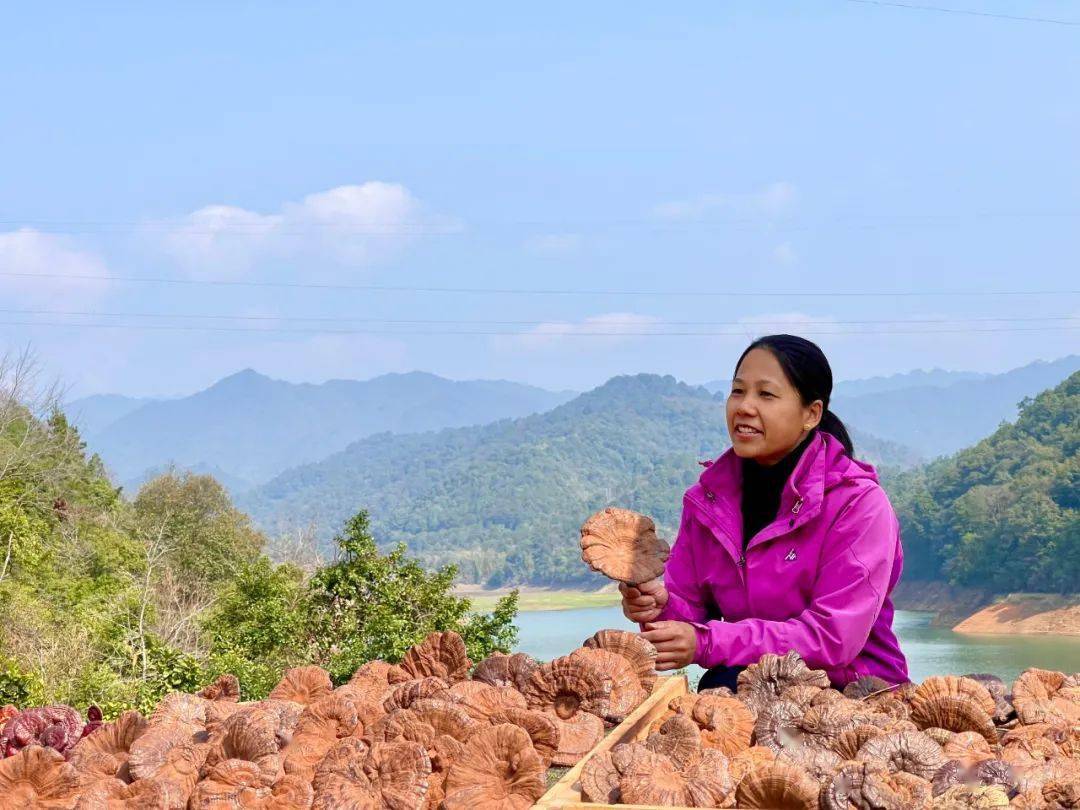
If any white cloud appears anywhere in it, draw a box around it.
[155,181,447,276]
[652,181,797,221]
[497,312,662,352]
[0,228,110,306]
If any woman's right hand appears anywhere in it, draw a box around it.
[620,577,669,623]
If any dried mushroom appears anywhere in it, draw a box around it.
[735,761,821,809]
[268,665,334,706]
[1012,669,1080,726]
[402,632,472,684]
[68,711,148,782]
[312,739,430,810]
[579,507,670,585]
[437,679,526,723]
[823,759,931,810]
[0,705,85,758]
[484,707,558,766]
[570,647,648,722]
[442,724,545,810]
[911,676,998,744]
[737,651,831,715]
[645,714,702,769]
[0,745,80,807]
[470,653,538,692]
[581,750,622,804]
[932,783,1010,808]
[857,729,948,780]
[692,694,755,755]
[583,629,659,693]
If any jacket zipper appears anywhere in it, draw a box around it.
[740,496,804,613]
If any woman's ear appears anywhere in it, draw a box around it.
[803,399,824,431]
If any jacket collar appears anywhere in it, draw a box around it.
[692,431,836,550]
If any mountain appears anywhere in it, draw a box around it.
[243,374,921,587]
[833,368,988,399]
[832,356,1080,458]
[78,370,577,492]
[64,394,157,438]
[888,370,1078,593]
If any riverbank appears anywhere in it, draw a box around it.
[455,584,621,613]
[460,581,1080,636]
[953,593,1080,636]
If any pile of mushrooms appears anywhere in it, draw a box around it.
[0,627,657,809]
[579,650,1080,808]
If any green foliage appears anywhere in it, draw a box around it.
[888,371,1079,593]
[305,511,517,683]
[1,383,519,714]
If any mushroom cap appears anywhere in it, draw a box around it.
[823,760,932,810]
[737,651,831,715]
[384,678,450,713]
[523,654,611,720]
[68,711,148,781]
[618,747,691,807]
[683,748,736,807]
[485,707,558,767]
[283,695,362,781]
[1042,776,1080,809]
[933,783,1011,808]
[692,694,755,756]
[582,629,659,693]
[752,698,805,753]
[645,714,702,769]
[781,684,825,709]
[73,775,171,809]
[470,653,538,693]
[569,647,648,722]
[857,729,948,781]
[728,745,777,783]
[942,731,997,767]
[435,680,526,723]
[549,709,605,767]
[963,674,1014,724]
[830,724,887,760]
[735,761,821,809]
[312,739,430,810]
[1011,668,1080,726]
[269,665,334,706]
[0,705,85,757]
[402,631,471,684]
[580,750,621,804]
[188,758,273,808]
[197,674,241,703]
[912,677,998,744]
[845,676,895,700]
[0,745,80,806]
[777,745,844,782]
[579,507,670,585]
[442,724,546,810]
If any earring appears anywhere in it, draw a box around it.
[803,424,812,430]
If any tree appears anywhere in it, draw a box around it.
[305,510,518,683]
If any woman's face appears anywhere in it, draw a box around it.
[726,347,823,466]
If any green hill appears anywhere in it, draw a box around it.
[244,374,918,587]
[888,370,1079,593]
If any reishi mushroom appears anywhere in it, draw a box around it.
[579,507,670,585]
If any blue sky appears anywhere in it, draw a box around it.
[1,2,1077,397]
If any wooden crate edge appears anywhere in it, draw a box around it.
[534,674,689,810]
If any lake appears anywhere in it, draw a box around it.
[513,606,1080,686]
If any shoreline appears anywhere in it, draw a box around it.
[460,581,1080,636]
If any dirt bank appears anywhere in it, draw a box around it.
[891,579,995,628]
[953,594,1080,636]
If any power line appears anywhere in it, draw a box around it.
[0,319,1076,337]
[0,307,1076,327]
[844,0,1080,26]
[1,270,1077,297]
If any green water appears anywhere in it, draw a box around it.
[513,607,1080,685]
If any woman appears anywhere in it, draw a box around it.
[622,334,908,690]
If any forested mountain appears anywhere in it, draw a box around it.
[78,370,576,492]
[888,370,1078,593]
[699,367,987,397]
[831,356,1080,458]
[65,393,157,437]
[244,374,919,587]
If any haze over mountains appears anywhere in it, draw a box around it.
[70,355,1079,496]
[68,371,576,491]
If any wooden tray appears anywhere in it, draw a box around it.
[535,674,690,810]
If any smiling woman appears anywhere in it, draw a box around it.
[621,334,910,691]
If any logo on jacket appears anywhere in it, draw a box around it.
[784,548,797,561]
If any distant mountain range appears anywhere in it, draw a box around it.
[240,374,928,586]
[68,371,577,492]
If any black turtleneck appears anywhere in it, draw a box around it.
[740,429,816,549]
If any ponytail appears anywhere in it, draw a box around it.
[818,408,854,457]
[734,334,856,458]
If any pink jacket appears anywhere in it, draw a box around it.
[647,431,909,686]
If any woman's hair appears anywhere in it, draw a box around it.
[734,334,855,456]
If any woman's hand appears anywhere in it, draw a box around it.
[619,577,668,623]
[641,621,697,671]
